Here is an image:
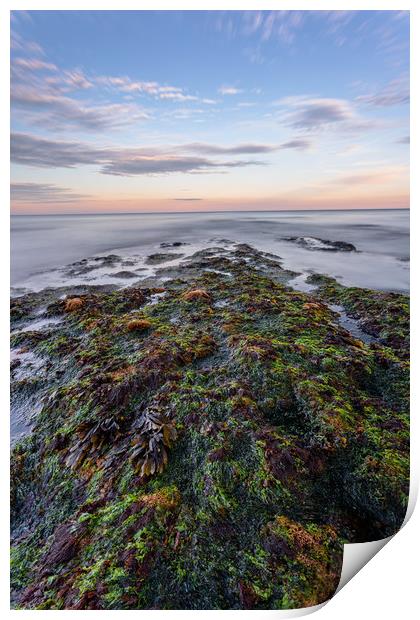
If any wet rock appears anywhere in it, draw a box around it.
[160,241,189,248]
[145,253,184,265]
[41,522,85,568]
[109,271,138,279]
[66,254,122,276]
[10,241,409,611]
[283,236,357,252]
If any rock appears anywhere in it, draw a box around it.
[109,271,138,279]
[41,522,85,568]
[145,253,184,265]
[160,241,189,248]
[10,241,409,611]
[283,236,357,252]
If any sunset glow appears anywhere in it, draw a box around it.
[11,10,410,214]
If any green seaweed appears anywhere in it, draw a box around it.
[10,249,409,609]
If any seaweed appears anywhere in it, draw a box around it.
[10,248,409,609]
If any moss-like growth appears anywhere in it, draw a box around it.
[181,289,212,302]
[10,247,409,609]
[65,297,85,312]
[126,319,152,332]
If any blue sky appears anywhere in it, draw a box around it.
[10,10,410,213]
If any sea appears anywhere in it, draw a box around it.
[11,209,410,295]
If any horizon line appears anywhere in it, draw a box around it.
[10,207,411,217]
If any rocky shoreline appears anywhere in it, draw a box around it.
[11,243,409,609]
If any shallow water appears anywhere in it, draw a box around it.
[11,210,409,294]
[327,304,376,344]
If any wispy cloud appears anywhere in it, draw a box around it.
[11,51,218,134]
[241,10,305,44]
[275,96,374,133]
[11,86,150,131]
[11,29,44,56]
[11,182,88,203]
[172,198,203,201]
[101,156,262,177]
[218,86,243,96]
[280,139,312,150]
[11,133,109,168]
[96,75,215,104]
[11,54,150,131]
[278,97,354,130]
[182,142,278,155]
[330,167,405,186]
[13,57,57,71]
[11,133,266,176]
[55,70,94,91]
[356,76,409,107]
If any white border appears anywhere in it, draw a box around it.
[1,1,417,617]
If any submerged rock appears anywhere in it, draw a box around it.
[160,241,189,248]
[109,271,138,279]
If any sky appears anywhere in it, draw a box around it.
[10,10,410,214]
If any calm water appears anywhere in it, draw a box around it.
[11,210,409,294]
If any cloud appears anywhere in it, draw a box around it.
[11,133,109,168]
[11,182,88,203]
[11,132,266,176]
[11,53,214,133]
[281,97,354,130]
[59,70,94,91]
[274,96,374,134]
[12,53,94,93]
[183,140,310,155]
[11,29,44,56]
[158,92,198,102]
[356,76,409,107]
[96,74,213,104]
[240,10,305,44]
[279,139,311,150]
[11,85,149,131]
[13,57,57,71]
[238,11,408,55]
[97,75,173,97]
[331,169,403,186]
[12,133,312,178]
[11,53,150,131]
[183,142,278,155]
[101,156,263,176]
[218,86,243,95]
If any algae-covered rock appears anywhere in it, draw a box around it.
[181,288,212,302]
[283,237,357,252]
[10,246,409,610]
[65,297,85,312]
[126,319,152,332]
